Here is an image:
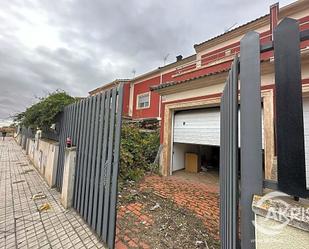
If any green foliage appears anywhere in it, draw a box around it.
[120,123,160,181]
[14,90,75,129]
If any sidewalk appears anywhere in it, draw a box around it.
[0,138,105,249]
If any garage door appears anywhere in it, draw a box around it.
[173,108,264,146]
[173,108,221,146]
[302,98,309,189]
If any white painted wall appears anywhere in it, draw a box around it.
[163,83,225,103]
[302,98,309,189]
[172,142,199,172]
[172,143,186,172]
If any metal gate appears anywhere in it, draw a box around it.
[220,18,309,249]
[55,84,123,248]
[220,56,240,249]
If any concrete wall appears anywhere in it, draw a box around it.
[15,134,22,145]
[26,137,59,187]
[61,147,76,209]
[15,135,79,211]
[255,215,309,249]
[28,139,35,160]
[16,134,79,211]
[253,194,309,249]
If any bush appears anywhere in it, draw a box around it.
[120,123,160,181]
[14,90,76,129]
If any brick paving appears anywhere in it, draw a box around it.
[140,175,220,240]
[0,138,106,249]
[116,201,153,249]
[116,174,220,249]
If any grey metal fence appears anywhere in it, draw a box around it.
[21,126,35,149]
[41,127,59,141]
[219,56,239,249]
[239,31,263,249]
[274,18,309,198]
[55,84,123,249]
[220,17,309,249]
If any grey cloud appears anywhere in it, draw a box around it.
[0,0,294,121]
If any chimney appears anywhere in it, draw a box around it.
[270,2,279,40]
[176,55,183,62]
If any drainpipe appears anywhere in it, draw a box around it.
[159,70,163,120]
[270,2,279,41]
[159,54,169,120]
[129,81,134,117]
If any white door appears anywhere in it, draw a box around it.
[302,98,309,189]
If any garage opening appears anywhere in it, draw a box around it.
[171,106,265,176]
[172,142,220,183]
[171,108,221,185]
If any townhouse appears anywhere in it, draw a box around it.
[89,0,309,186]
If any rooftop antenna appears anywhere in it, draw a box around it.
[224,22,237,33]
[163,53,170,66]
[160,54,169,85]
[132,69,136,79]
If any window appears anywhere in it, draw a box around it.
[137,92,150,109]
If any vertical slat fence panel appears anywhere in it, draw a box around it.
[77,99,88,212]
[55,84,124,248]
[87,94,101,224]
[274,18,308,198]
[92,92,106,229]
[240,31,263,248]
[96,89,111,235]
[73,100,83,208]
[55,112,64,188]
[108,84,124,247]
[219,57,239,249]
[81,97,92,217]
[84,96,97,220]
[102,87,117,241]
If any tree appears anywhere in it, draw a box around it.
[14,90,76,129]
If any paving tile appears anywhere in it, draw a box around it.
[0,139,106,248]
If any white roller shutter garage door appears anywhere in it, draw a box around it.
[173,108,264,146]
[173,108,221,146]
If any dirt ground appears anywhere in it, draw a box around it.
[116,175,220,249]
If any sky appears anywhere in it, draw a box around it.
[0,0,295,125]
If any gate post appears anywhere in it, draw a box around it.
[61,147,77,209]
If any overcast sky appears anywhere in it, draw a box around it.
[0,0,295,124]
